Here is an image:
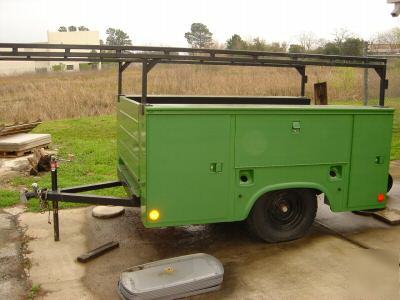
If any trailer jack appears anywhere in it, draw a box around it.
[22,156,140,241]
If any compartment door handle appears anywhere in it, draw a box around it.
[210,162,223,173]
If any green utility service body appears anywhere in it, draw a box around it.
[117,96,394,228]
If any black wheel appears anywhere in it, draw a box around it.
[246,189,317,243]
[387,174,393,193]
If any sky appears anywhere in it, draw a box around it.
[0,0,399,46]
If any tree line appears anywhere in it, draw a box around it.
[185,23,367,56]
[57,23,400,55]
[184,23,400,56]
[58,26,89,32]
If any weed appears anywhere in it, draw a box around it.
[28,283,41,300]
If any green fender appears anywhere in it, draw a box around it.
[242,182,331,219]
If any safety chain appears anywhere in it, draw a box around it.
[37,188,52,224]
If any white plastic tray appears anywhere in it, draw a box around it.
[117,253,224,300]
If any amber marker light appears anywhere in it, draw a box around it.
[149,209,160,221]
[377,193,385,202]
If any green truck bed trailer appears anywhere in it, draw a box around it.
[117,96,394,242]
[6,43,393,242]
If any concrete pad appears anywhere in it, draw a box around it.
[0,279,25,300]
[19,205,400,300]
[0,243,17,259]
[17,162,400,299]
[0,214,11,229]
[19,208,94,299]
[92,206,125,219]
[80,206,400,300]
[3,205,25,216]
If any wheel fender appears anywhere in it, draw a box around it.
[243,182,330,219]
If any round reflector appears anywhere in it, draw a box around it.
[377,194,385,202]
[149,209,160,221]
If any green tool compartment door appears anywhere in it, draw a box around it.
[145,114,233,226]
[347,114,393,209]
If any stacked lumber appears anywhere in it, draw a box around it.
[0,120,42,136]
[0,133,51,158]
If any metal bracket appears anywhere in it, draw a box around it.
[295,66,308,96]
[374,67,386,81]
[120,61,131,72]
[140,59,160,114]
[146,59,159,73]
[374,66,388,106]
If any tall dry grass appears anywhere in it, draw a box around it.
[0,62,399,122]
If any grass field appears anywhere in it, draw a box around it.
[0,115,125,211]
[0,98,399,210]
[0,62,399,122]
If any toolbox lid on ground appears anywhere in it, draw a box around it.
[118,253,224,299]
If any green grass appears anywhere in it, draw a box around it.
[388,99,400,160]
[0,98,399,211]
[0,190,21,207]
[28,283,42,300]
[0,115,125,211]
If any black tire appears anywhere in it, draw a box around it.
[387,174,393,193]
[246,189,317,243]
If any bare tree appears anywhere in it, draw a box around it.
[333,28,353,47]
[297,32,318,51]
[373,27,400,50]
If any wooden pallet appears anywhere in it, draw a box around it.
[0,143,50,158]
[0,120,42,136]
[372,208,400,225]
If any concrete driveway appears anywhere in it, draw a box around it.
[15,162,400,299]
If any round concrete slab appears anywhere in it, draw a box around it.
[92,206,125,219]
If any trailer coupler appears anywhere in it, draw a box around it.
[22,156,140,241]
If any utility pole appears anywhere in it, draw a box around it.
[363,42,369,106]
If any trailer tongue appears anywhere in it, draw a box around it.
[5,42,393,243]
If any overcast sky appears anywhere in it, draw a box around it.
[0,0,399,46]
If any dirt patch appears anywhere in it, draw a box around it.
[19,208,93,299]
[0,208,29,299]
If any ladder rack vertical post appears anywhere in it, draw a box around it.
[141,61,148,114]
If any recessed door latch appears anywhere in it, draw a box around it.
[292,121,301,133]
[210,162,223,173]
[375,156,384,164]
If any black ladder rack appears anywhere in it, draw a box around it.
[0,42,388,105]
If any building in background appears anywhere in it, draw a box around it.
[0,30,101,75]
[47,30,101,72]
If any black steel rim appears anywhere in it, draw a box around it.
[266,191,305,230]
